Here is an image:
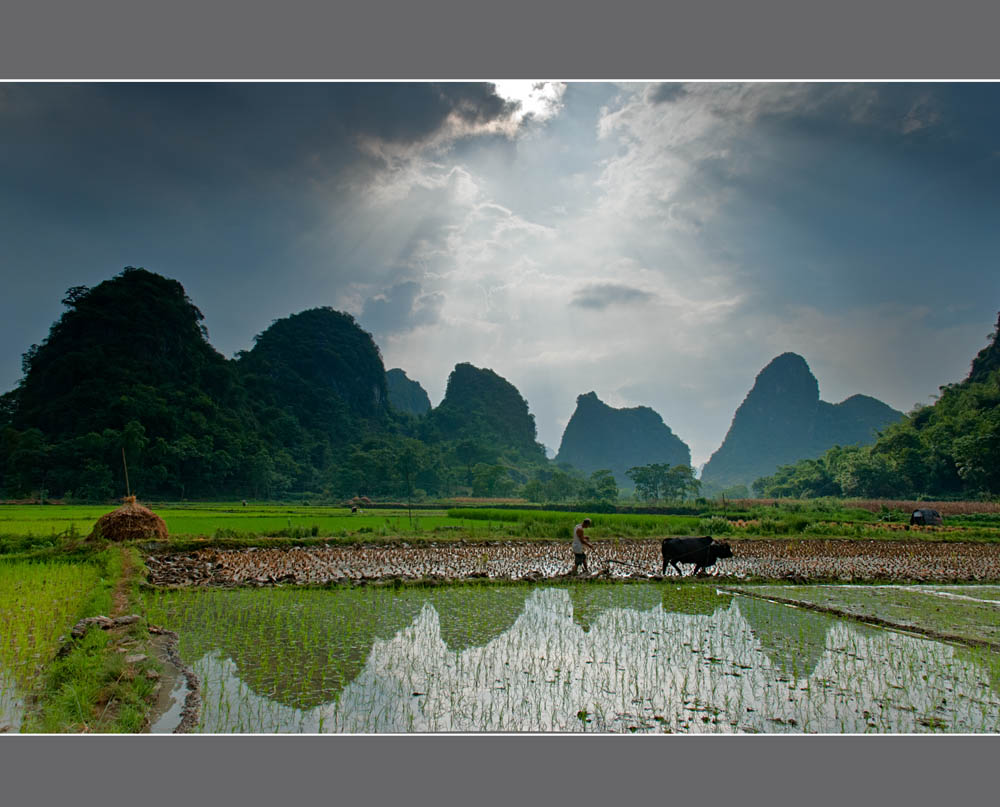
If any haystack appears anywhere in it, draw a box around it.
[89,496,168,542]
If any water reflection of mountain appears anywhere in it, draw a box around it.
[160,589,423,710]
[736,596,886,682]
[429,586,529,652]
[735,596,838,680]
[186,586,1000,734]
[157,586,535,709]
[661,584,733,617]
[570,583,663,630]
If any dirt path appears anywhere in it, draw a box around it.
[144,538,1000,587]
[111,547,134,616]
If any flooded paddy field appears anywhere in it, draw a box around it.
[145,538,1000,587]
[727,584,1000,649]
[140,582,1000,733]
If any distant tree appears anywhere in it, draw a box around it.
[395,438,431,512]
[626,464,663,501]
[455,439,490,486]
[753,454,841,498]
[20,344,39,378]
[521,478,546,503]
[662,464,700,501]
[545,469,580,502]
[834,448,898,498]
[121,419,148,493]
[585,469,619,503]
[626,463,700,502]
[60,285,90,307]
[0,391,18,429]
[494,471,517,498]
[6,428,49,498]
[249,448,277,499]
[471,463,506,497]
[73,461,115,502]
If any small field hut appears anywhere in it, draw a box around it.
[89,496,168,542]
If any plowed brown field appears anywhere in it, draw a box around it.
[144,538,1000,587]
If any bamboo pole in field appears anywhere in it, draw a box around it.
[122,447,132,499]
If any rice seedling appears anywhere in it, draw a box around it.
[0,559,103,731]
[136,580,1000,733]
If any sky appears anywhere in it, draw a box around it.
[1,82,998,467]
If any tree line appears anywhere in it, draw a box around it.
[4,268,994,504]
[0,269,705,505]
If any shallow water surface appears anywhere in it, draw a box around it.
[146,634,191,733]
[143,584,1000,733]
[0,670,25,732]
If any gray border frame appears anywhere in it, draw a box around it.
[2,0,1000,79]
[3,734,998,803]
[2,0,999,803]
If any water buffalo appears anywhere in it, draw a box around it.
[661,536,733,576]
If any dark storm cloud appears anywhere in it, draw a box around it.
[571,283,656,310]
[649,83,689,103]
[360,281,445,336]
[610,83,1000,314]
[0,83,521,253]
[0,83,518,389]
[0,83,518,200]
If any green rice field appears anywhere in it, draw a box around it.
[0,503,706,542]
[0,504,497,545]
[141,582,1000,733]
[5,500,1000,733]
[4,502,998,550]
[0,560,102,731]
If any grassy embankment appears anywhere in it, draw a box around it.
[1,546,163,732]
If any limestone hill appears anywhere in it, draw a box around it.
[555,392,691,486]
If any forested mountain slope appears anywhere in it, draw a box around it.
[701,353,903,491]
[555,392,690,486]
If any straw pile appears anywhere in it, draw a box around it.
[89,496,168,542]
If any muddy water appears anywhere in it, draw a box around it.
[147,584,1000,733]
[146,634,190,733]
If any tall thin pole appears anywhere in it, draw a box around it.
[122,447,131,498]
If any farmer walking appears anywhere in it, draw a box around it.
[572,518,594,575]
